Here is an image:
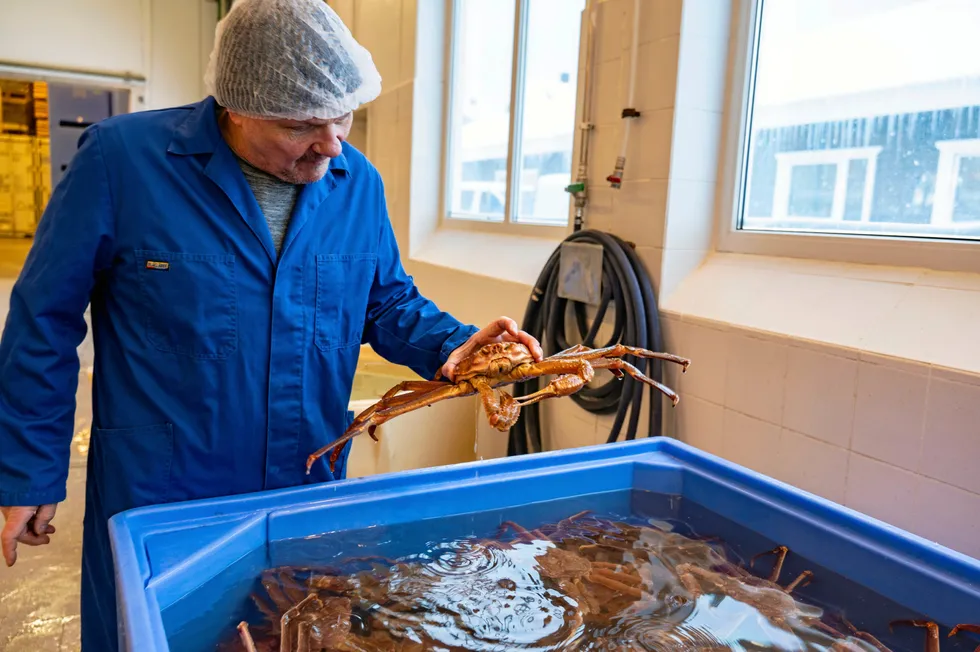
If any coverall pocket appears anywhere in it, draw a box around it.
[93,423,174,518]
[135,250,238,359]
[315,253,378,351]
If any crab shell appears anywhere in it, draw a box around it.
[454,342,535,382]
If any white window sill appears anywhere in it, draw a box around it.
[408,226,562,288]
[661,252,980,376]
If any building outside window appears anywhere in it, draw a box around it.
[443,0,586,228]
[735,0,980,242]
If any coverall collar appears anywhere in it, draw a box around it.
[166,96,352,264]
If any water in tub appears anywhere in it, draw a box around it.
[162,489,976,651]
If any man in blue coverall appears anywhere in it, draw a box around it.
[0,0,542,649]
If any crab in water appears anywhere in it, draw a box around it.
[306,341,691,473]
[889,620,980,652]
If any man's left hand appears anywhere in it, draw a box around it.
[440,317,543,382]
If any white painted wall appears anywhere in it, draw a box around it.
[0,0,146,76]
[0,0,216,111]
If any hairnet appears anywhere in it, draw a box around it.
[204,0,382,121]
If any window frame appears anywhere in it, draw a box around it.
[715,0,980,274]
[438,0,576,239]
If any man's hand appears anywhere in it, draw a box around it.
[440,316,543,382]
[1,504,57,567]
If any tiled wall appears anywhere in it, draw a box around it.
[663,314,980,560]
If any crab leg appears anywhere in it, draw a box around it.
[950,624,980,652]
[381,380,449,399]
[589,358,680,406]
[280,594,316,652]
[549,344,692,372]
[470,376,521,431]
[838,617,891,652]
[784,570,813,594]
[751,545,789,583]
[587,572,644,599]
[237,621,258,652]
[499,520,540,542]
[507,359,595,407]
[592,567,643,586]
[338,385,442,445]
[306,383,473,473]
[890,620,940,652]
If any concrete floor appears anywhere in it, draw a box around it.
[0,237,91,651]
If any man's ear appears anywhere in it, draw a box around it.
[223,109,247,128]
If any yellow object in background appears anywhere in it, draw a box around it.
[0,133,50,235]
[0,80,51,236]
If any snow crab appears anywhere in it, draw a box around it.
[889,621,980,652]
[306,342,691,473]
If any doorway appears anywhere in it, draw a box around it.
[0,78,129,239]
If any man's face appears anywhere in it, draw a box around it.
[224,111,354,184]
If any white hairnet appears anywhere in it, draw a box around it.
[204,0,382,121]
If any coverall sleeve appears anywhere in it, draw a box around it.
[363,178,479,381]
[0,125,115,507]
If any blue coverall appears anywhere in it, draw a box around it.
[0,96,479,651]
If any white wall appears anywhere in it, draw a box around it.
[146,0,218,110]
[343,0,980,563]
[0,0,216,111]
[0,0,146,76]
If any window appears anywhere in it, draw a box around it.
[733,0,980,242]
[444,0,586,228]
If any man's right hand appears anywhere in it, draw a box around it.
[1,504,58,567]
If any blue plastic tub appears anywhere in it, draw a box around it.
[109,438,980,651]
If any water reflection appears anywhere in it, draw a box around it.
[220,511,895,651]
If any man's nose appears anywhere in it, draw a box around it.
[311,125,345,158]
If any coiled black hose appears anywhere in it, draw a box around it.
[507,228,666,456]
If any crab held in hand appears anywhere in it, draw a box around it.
[306,341,691,474]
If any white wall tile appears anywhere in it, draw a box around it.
[791,335,860,360]
[675,34,727,112]
[661,312,682,351]
[669,108,723,183]
[587,122,623,185]
[675,318,729,404]
[412,0,443,83]
[681,0,732,41]
[851,359,927,472]
[675,395,724,456]
[910,477,980,560]
[624,109,674,180]
[664,179,716,251]
[776,429,849,505]
[612,180,668,248]
[634,37,680,112]
[399,0,418,83]
[593,58,625,126]
[635,246,664,304]
[543,400,599,451]
[661,249,708,302]
[929,364,980,388]
[844,453,921,533]
[354,0,403,86]
[475,408,508,461]
[782,347,857,448]
[724,332,788,424]
[596,0,630,63]
[920,377,980,495]
[637,0,683,43]
[721,409,782,478]
[870,285,980,374]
